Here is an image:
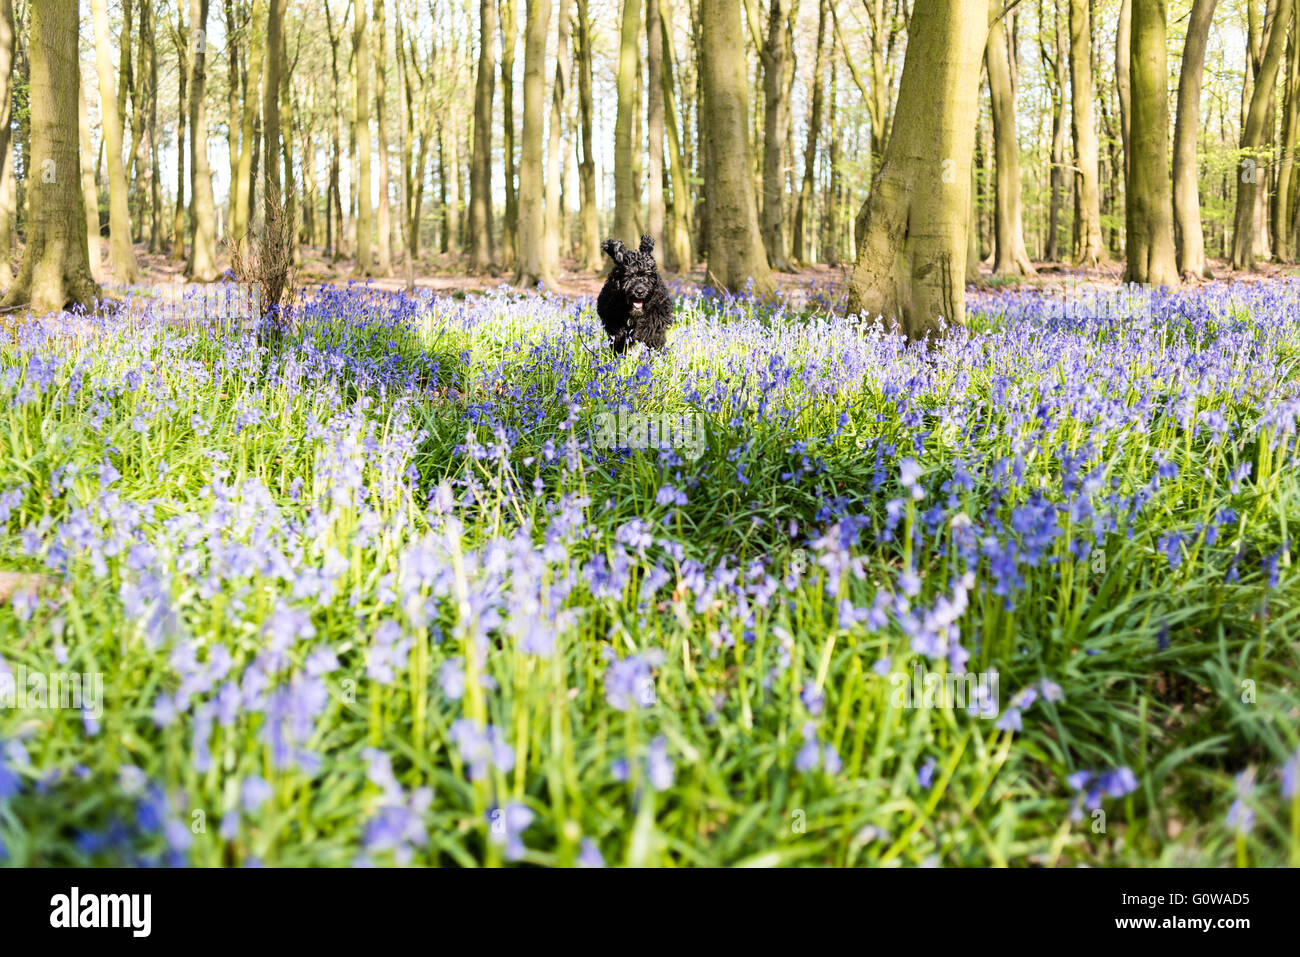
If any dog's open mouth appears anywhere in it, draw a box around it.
[632,301,644,312]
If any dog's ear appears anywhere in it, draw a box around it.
[639,234,655,256]
[601,239,626,264]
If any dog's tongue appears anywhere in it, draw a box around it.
[633,300,644,310]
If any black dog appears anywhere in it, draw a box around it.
[596,235,673,353]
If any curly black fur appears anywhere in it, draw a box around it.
[596,235,673,353]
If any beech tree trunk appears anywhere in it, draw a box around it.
[1172,0,1217,278]
[469,0,497,272]
[1069,0,1106,264]
[1,0,100,313]
[986,15,1035,276]
[700,0,774,294]
[90,0,140,283]
[1125,0,1179,285]
[846,0,989,339]
[188,0,220,281]
[613,0,642,244]
[514,0,554,287]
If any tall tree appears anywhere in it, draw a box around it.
[353,0,375,274]
[1040,0,1068,262]
[1232,0,1292,270]
[188,0,220,281]
[846,0,989,339]
[1172,0,1217,278]
[469,0,497,272]
[78,69,104,283]
[232,0,265,242]
[374,0,392,274]
[544,0,572,273]
[745,0,794,271]
[986,13,1035,276]
[700,0,774,293]
[1068,0,1106,264]
[659,0,693,271]
[1125,0,1178,285]
[515,0,554,286]
[89,0,140,283]
[0,0,15,285]
[574,0,601,270]
[1,0,100,312]
[792,0,827,266]
[645,0,665,264]
[171,3,188,261]
[500,0,518,264]
[613,0,642,244]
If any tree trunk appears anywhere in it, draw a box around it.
[1069,0,1106,264]
[1233,0,1292,270]
[374,0,392,274]
[544,0,572,274]
[645,0,665,265]
[659,0,693,271]
[792,0,826,266]
[90,0,139,283]
[1,0,100,312]
[574,0,601,270]
[78,71,104,283]
[1117,0,1131,179]
[613,0,642,245]
[353,0,375,274]
[469,0,497,272]
[1172,0,1217,278]
[232,0,265,243]
[500,0,519,265]
[986,15,1035,276]
[700,0,774,294]
[172,4,188,261]
[1275,13,1299,261]
[188,0,220,281]
[1042,0,1068,262]
[0,0,14,284]
[515,0,554,287]
[846,0,989,339]
[1125,0,1179,285]
[754,0,793,271]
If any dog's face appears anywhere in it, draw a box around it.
[602,235,658,318]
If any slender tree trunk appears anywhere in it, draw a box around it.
[172,5,189,261]
[1069,0,1106,264]
[1042,0,1068,262]
[644,0,665,265]
[0,0,15,284]
[469,0,497,272]
[700,0,774,294]
[574,0,600,269]
[1173,0,1216,278]
[986,15,1035,276]
[1117,0,1131,180]
[544,0,572,274]
[1275,15,1299,261]
[659,0,693,271]
[78,72,104,283]
[90,0,140,283]
[792,0,827,266]
[374,0,392,274]
[353,0,375,274]
[232,0,265,242]
[846,0,989,339]
[188,0,220,280]
[515,0,554,286]
[144,0,163,252]
[613,0,642,244]
[1,0,100,312]
[1233,0,1292,270]
[1125,0,1178,285]
[500,0,519,265]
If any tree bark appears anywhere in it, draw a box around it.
[514,0,554,286]
[374,0,392,274]
[90,0,140,283]
[1232,0,1292,270]
[500,0,519,265]
[700,0,774,294]
[469,0,497,272]
[1172,0,1217,278]
[645,0,665,265]
[1069,0,1106,264]
[613,0,642,245]
[78,70,104,283]
[792,0,827,266]
[846,0,989,339]
[188,0,220,281]
[353,0,375,274]
[1,0,100,312]
[1125,0,1178,285]
[986,15,1035,276]
[172,4,188,261]
[544,0,572,274]
[232,0,265,242]
[659,0,693,271]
